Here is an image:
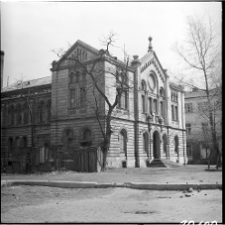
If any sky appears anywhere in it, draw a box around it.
[1,2,222,88]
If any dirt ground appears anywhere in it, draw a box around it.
[1,165,222,184]
[1,185,222,223]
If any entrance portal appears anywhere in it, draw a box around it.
[153,130,160,159]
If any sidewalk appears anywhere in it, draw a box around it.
[1,165,222,190]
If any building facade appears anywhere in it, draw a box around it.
[1,38,187,171]
[185,87,222,164]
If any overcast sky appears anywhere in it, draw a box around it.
[1,2,221,88]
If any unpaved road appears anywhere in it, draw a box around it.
[1,185,222,223]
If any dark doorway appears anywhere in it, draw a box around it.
[153,130,160,159]
[163,134,167,158]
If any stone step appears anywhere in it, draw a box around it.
[148,159,182,168]
[148,159,166,167]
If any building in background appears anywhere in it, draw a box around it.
[185,87,222,164]
[1,51,5,92]
[1,38,187,172]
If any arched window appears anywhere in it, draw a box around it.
[76,71,80,82]
[81,128,92,147]
[69,72,75,83]
[160,87,164,96]
[142,95,145,112]
[8,137,13,153]
[141,80,146,91]
[143,132,148,153]
[8,105,15,126]
[16,104,22,125]
[15,137,21,148]
[174,136,179,155]
[46,100,51,122]
[38,101,45,123]
[83,128,91,141]
[23,103,29,125]
[120,129,127,157]
[22,136,28,147]
[66,130,74,148]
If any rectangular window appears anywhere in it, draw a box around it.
[185,103,193,113]
[70,89,75,108]
[187,144,192,156]
[186,123,191,135]
[202,122,208,135]
[154,99,157,114]
[149,98,152,114]
[171,92,178,103]
[119,91,128,109]
[142,95,145,112]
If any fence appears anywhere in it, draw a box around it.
[73,146,103,172]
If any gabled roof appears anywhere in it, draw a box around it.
[2,76,51,93]
[57,39,99,65]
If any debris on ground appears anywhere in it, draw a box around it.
[187,187,193,193]
[185,193,192,197]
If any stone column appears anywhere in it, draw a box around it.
[131,55,141,167]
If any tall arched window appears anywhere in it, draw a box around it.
[83,128,91,141]
[16,104,22,125]
[69,72,75,83]
[142,95,146,112]
[8,137,13,153]
[66,130,74,149]
[8,105,15,126]
[38,101,45,123]
[46,100,51,122]
[174,136,179,155]
[141,80,146,91]
[143,132,148,154]
[76,71,80,82]
[81,128,92,147]
[23,103,29,125]
[120,129,127,158]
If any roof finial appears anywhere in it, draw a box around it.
[148,36,153,52]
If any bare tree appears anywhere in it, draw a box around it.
[174,14,222,169]
[54,32,132,170]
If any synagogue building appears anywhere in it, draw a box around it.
[1,38,187,172]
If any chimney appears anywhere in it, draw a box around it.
[1,51,5,91]
[148,36,153,52]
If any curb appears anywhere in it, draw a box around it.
[1,180,222,190]
[126,182,222,190]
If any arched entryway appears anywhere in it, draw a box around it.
[153,130,160,159]
[163,134,167,158]
[174,135,179,156]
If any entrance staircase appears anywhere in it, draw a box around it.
[148,159,183,168]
